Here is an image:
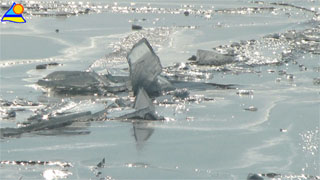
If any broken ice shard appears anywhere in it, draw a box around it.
[127,38,164,96]
[196,49,235,66]
[119,88,163,120]
[0,111,92,138]
[134,88,155,112]
[37,71,128,95]
[38,71,108,95]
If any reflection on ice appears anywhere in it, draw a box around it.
[133,121,155,145]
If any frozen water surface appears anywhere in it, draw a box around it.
[0,0,319,179]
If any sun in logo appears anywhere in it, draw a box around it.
[1,3,26,23]
[13,4,24,15]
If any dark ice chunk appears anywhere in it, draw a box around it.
[6,110,16,119]
[247,173,264,180]
[313,77,320,85]
[84,8,90,14]
[173,88,190,99]
[132,24,143,30]
[48,62,60,66]
[115,98,132,107]
[36,64,47,69]
[188,55,197,61]
[96,158,105,168]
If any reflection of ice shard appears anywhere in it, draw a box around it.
[127,38,168,96]
[196,49,235,66]
[119,88,163,120]
[133,122,154,143]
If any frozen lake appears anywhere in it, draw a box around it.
[0,0,319,179]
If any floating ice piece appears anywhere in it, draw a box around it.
[196,49,235,66]
[244,106,258,111]
[260,173,280,178]
[127,38,172,96]
[286,74,294,80]
[96,158,105,168]
[280,128,288,133]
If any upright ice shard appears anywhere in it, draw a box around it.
[196,49,235,66]
[127,38,163,96]
[118,88,163,120]
[134,88,155,112]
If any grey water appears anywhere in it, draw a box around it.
[0,0,319,179]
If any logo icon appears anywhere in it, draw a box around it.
[1,2,26,23]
